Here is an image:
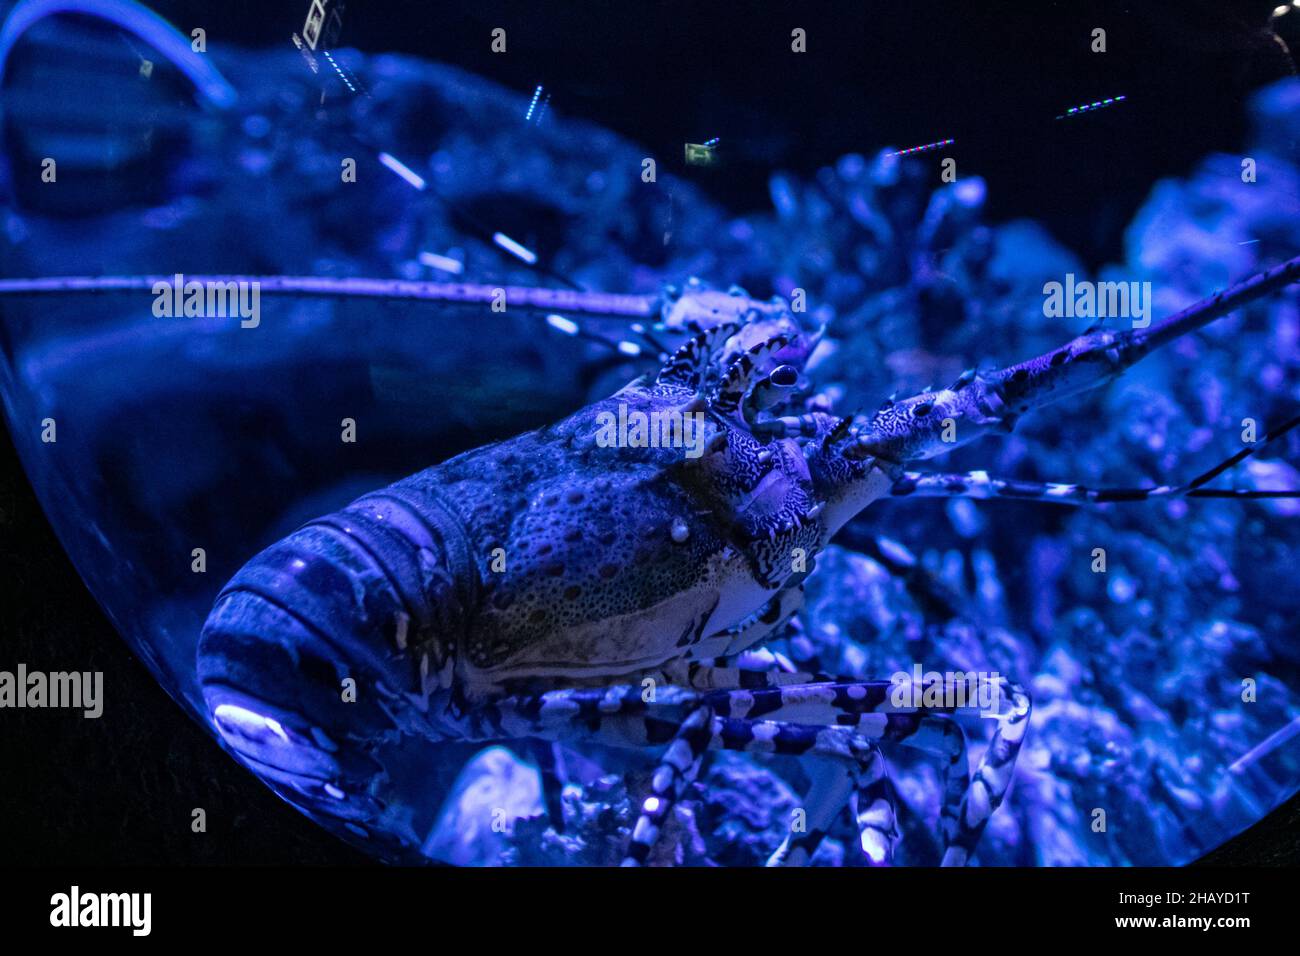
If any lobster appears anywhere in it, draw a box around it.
[192,256,1300,866]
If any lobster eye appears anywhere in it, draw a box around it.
[770,364,799,386]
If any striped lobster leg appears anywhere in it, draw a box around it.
[661,664,1018,862]
[702,676,1031,864]
[854,749,902,865]
[484,685,888,865]
[481,684,710,865]
[483,673,1029,866]
[622,703,716,865]
[766,744,895,866]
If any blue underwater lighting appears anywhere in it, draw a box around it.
[493,231,538,264]
[378,152,428,190]
[1,8,1298,871]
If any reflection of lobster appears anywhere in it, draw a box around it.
[197,259,1300,866]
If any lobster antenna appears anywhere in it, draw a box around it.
[850,254,1300,463]
[1129,256,1300,358]
[1166,412,1300,497]
[885,413,1300,506]
[0,275,658,319]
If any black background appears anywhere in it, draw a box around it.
[1,0,1298,865]
[150,0,1300,268]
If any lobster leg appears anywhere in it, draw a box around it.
[896,711,974,861]
[669,659,829,690]
[692,679,960,846]
[707,705,1010,866]
[853,749,901,865]
[482,684,715,864]
[691,673,1025,864]
[705,717,908,865]
[700,679,970,862]
[622,703,716,866]
[766,744,889,866]
[892,689,1033,865]
[482,684,889,864]
[486,672,1027,865]
[735,680,1029,864]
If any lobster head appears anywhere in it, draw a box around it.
[597,286,899,584]
[448,284,903,685]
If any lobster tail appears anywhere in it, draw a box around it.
[197,485,476,861]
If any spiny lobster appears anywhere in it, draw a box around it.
[194,256,1300,866]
